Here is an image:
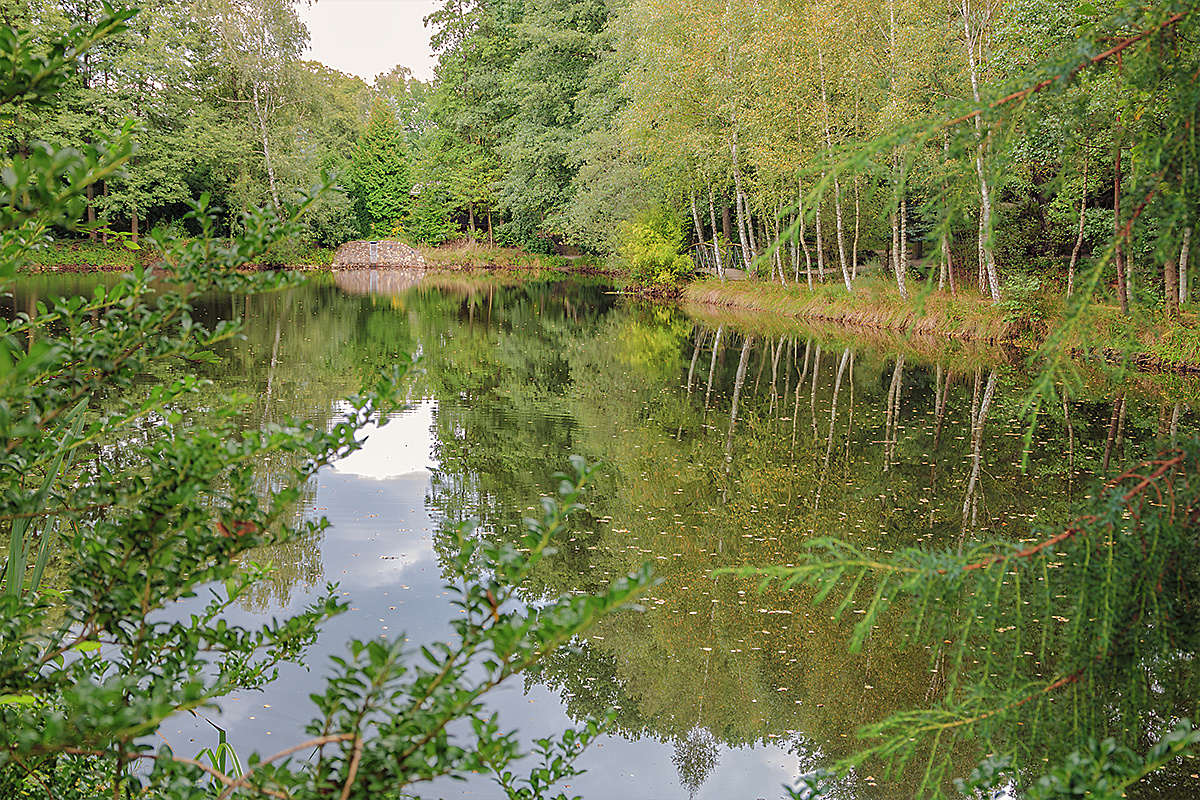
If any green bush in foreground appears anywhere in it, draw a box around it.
[0,10,650,799]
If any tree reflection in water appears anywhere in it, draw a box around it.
[14,272,1200,797]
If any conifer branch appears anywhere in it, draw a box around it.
[944,11,1188,128]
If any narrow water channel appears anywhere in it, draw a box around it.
[11,270,1199,799]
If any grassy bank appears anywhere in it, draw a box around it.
[683,274,1200,372]
[25,240,143,270]
[417,238,613,275]
[24,239,337,270]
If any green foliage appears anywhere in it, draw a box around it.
[497,221,554,254]
[998,271,1056,340]
[23,239,140,268]
[617,207,693,287]
[0,17,652,799]
[739,443,1200,797]
[350,100,413,236]
[302,184,363,247]
[406,184,459,246]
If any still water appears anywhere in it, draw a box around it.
[13,270,1200,798]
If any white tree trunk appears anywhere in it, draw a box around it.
[253,82,281,212]
[815,185,826,282]
[798,181,813,288]
[1068,157,1088,297]
[817,39,852,292]
[708,186,725,280]
[963,0,1001,302]
[1181,226,1192,304]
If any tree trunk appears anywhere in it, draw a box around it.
[1068,156,1087,297]
[690,190,705,250]
[817,38,852,292]
[708,186,725,280]
[253,82,281,213]
[815,187,826,282]
[731,127,754,272]
[891,153,908,298]
[1165,258,1178,318]
[773,198,787,286]
[131,207,138,245]
[1181,227,1192,304]
[963,0,1001,302]
[102,181,109,245]
[1114,119,1128,315]
[799,180,813,288]
[900,193,908,291]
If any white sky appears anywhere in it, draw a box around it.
[297,0,442,84]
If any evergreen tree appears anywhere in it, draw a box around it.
[350,99,413,237]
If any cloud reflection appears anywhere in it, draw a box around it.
[331,398,438,480]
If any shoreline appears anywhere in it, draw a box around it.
[22,243,1200,374]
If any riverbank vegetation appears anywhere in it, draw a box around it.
[14,0,1197,349]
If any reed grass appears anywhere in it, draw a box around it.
[684,275,1017,343]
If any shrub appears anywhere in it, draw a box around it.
[617,206,694,287]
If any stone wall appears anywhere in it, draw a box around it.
[332,240,427,268]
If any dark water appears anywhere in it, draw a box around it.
[11,270,1200,799]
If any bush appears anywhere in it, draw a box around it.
[495,221,554,254]
[617,206,694,287]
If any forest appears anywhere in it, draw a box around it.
[9,0,1197,310]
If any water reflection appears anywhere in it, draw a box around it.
[10,273,1200,798]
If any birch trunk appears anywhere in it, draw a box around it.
[891,153,908,298]
[253,82,281,212]
[708,186,725,280]
[690,189,706,267]
[817,38,852,291]
[1181,227,1192,304]
[799,180,813,288]
[815,187,826,282]
[1068,156,1087,297]
[963,0,1001,302]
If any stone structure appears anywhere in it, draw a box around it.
[333,268,426,297]
[331,240,427,269]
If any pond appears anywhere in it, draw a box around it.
[11,270,1200,799]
